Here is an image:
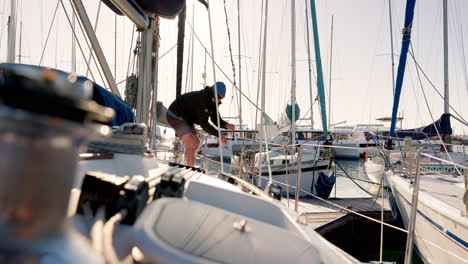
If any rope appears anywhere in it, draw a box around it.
[335,161,380,198]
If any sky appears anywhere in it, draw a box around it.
[0,0,467,135]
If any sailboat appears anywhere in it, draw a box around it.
[0,0,360,262]
[255,0,335,198]
[376,0,468,262]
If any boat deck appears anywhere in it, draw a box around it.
[281,197,390,228]
[417,172,466,211]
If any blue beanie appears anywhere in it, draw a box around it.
[211,82,226,97]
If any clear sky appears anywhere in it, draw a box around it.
[1,0,467,135]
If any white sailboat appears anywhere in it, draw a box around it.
[255,0,335,198]
[0,0,360,263]
[378,0,468,262]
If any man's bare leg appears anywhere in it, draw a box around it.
[181,133,200,166]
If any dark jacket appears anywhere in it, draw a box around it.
[169,87,228,137]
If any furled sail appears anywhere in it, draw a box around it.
[395,113,452,140]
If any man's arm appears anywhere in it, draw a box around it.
[199,120,221,137]
[210,110,228,129]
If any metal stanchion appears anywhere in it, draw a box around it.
[404,151,422,264]
[294,146,302,212]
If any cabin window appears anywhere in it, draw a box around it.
[296,132,305,140]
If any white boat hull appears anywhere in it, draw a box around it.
[386,171,468,263]
[256,159,335,198]
[364,158,388,186]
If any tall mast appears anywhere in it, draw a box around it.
[114,14,117,78]
[328,15,334,130]
[7,0,17,63]
[260,0,269,133]
[18,21,22,63]
[176,6,186,98]
[290,0,297,146]
[309,0,328,135]
[190,4,195,92]
[304,0,314,129]
[71,11,76,72]
[388,0,396,96]
[442,0,451,150]
[237,0,242,129]
[388,0,416,142]
[443,0,449,114]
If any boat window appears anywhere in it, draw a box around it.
[296,132,305,140]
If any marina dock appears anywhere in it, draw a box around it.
[282,196,391,228]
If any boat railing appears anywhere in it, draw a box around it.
[191,142,468,263]
[400,150,468,263]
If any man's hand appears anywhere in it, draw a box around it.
[225,124,235,130]
[220,135,228,144]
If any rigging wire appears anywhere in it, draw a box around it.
[125,25,136,77]
[186,21,265,114]
[452,0,468,96]
[85,0,101,78]
[408,45,467,125]
[38,0,60,66]
[222,0,240,127]
[58,0,97,83]
[66,0,107,87]
[409,44,463,178]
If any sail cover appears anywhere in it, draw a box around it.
[85,77,136,126]
[395,113,452,140]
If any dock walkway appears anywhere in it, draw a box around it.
[281,197,391,228]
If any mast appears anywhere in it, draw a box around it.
[304,0,314,130]
[176,6,186,97]
[260,0,269,135]
[114,14,117,78]
[290,0,297,146]
[237,0,242,129]
[71,11,76,72]
[190,4,195,92]
[18,21,22,64]
[388,0,396,96]
[328,15,334,130]
[7,0,16,63]
[443,0,449,114]
[443,0,451,149]
[388,0,416,144]
[309,0,328,135]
